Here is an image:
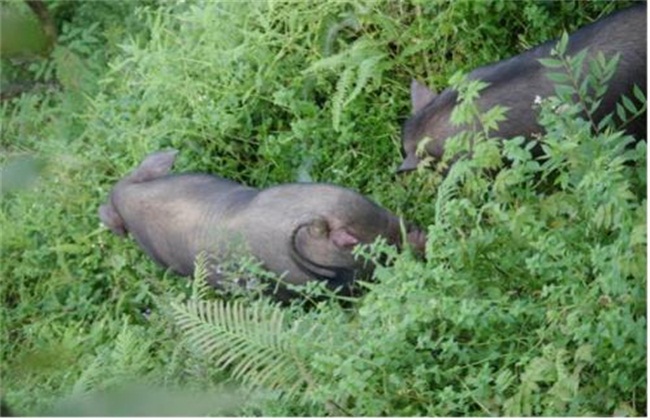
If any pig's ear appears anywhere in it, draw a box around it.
[291,219,337,279]
[406,226,427,257]
[305,218,359,247]
[304,219,359,248]
[411,79,437,114]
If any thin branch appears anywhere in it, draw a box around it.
[0,80,61,101]
[25,0,57,55]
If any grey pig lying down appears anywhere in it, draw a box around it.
[399,3,647,172]
[99,150,426,299]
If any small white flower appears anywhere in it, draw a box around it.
[210,264,223,275]
[534,95,543,105]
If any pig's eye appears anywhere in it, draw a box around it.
[308,219,329,237]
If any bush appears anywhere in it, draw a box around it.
[1,0,644,416]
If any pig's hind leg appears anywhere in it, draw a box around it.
[123,150,178,184]
[99,202,128,236]
[98,150,179,236]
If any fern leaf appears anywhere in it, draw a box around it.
[332,66,355,131]
[343,54,384,107]
[191,252,213,301]
[71,357,104,395]
[303,49,351,74]
[170,299,312,398]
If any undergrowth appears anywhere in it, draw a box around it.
[1,0,645,416]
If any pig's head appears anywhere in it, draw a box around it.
[398,79,457,173]
[280,185,426,289]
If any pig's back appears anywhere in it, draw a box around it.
[111,174,257,275]
[471,4,646,139]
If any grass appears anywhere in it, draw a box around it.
[1,0,645,416]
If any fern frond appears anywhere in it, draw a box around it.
[303,49,351,74]
[343,54,385,108]
[69,320,150,395]
[306,39,385,131]
[170,299,313,399]
[191,251,213,301]
[71,357,104,396]
[331,66,355,131]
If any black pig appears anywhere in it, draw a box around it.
[99,150,425,298]
[399,4,647,172]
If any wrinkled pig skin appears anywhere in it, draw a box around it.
[400,4,646,172]
[99,150,426,298]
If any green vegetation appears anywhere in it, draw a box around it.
[1,0,645,416]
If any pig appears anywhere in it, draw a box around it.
[99,150,425,299]
[399,4,647,172]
